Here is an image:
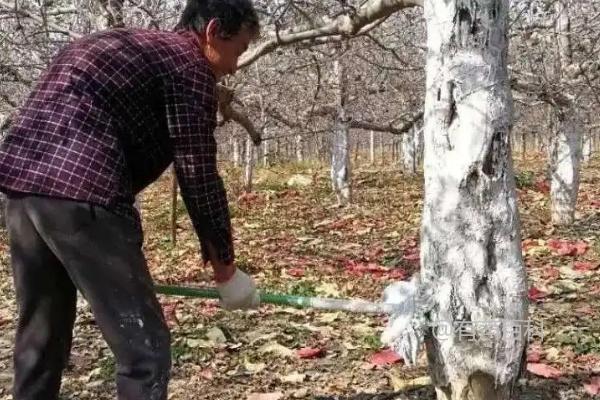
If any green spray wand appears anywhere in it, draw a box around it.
[154,284,407,315]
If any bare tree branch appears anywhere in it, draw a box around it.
[239,0,422,68]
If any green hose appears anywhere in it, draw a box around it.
[155,284,398,314]
[155,284,312,308]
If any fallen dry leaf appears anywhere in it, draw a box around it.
[387,374,431,391]
[528,287,548,302]
[296,347,325,359]
[526,363,563,379]
[247,392,284,400]
[280,371,306,383]
[527,345,544,363]
[369,349,402,366]
[573,261,598,271]
[584,376,600,396]
[259,342,294,358]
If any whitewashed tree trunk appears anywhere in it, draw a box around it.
[262,136,269,167]
[402,127,417,174]
[582,132,592,163]
[379,132,385,165]
[295,134,303,162]
[415,126,424,167]
[520,131,527,155]
[233,137,241,167]
[550,0,581,226]
[331,59,351,206]
[550,107,582,225]
[369,130,375,164]
[243,136,254,192]
[420,1,527,399]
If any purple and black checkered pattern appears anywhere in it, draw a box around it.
[0,29,234,264]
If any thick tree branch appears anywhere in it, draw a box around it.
[217,85,262,145]
[239,0,423,68]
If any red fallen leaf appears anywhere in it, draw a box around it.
[369,349,403,366]
[573,261,597,271]
[528,287,548,302]
[590,200,600,208]
[557,244,577,256]
[574,241,589,256]
[584,376,600,396]
[388,268,408,280]
[403,251,420,262]
[161,301,180,327]
[547,239,588,256]
[546,239,563,250]
[287,267,305,277]
[297,347,325,359]
[527,345,544,363]
[535,179,550,193]
[527,363,563,379]
[345,261,386,276]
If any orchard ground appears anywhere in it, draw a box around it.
[0,152,599,399]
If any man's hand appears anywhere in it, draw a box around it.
[216,268,260,310]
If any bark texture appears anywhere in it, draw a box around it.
[420,1,528,398]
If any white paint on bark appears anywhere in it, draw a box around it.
[419,1,528,398]
[550,107,581,225]
[331,59,351,205]
[233,137,241,167]
[550,0,581,226]
[402,126,417,174]
[296,134,303,162]
[243,136,254,192]
[370,130,376,164]
[582,132,592,163]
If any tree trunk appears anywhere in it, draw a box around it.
[402,127,417,174]
[520,131,527,155]
[243,136,254,192]
[331,58,351,206]
[262,137,269,167]
[415,125,424,168]
[295,134,303,162]
[550,0,581,226]
[369,130,375,165]
[233,136,241,167]
[582,132,592,163]
[420,1,527,399]
[379,132,385,166]
[550,107,581,225]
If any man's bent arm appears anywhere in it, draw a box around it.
[164,67,235,279]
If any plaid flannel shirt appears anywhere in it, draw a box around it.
[0,28,234,264]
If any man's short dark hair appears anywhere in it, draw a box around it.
[175,0,260,38]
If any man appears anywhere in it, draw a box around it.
[0,0,261,398]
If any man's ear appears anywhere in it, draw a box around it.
[205,18,220,43]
